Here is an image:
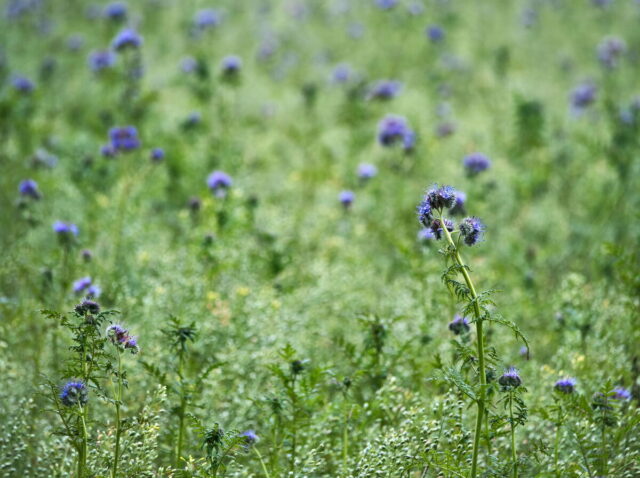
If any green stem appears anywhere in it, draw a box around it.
[554,406,561,477]
[509,393,518,478]
[254,447,271,478]
[175,350,186,468]
[342,406,350,477]
[112,352,123,478]
[78,405,88,478]
[439,212,487,478]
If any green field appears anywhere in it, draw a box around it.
[0,1,639,476]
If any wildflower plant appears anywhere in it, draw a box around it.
[417,184,528,477]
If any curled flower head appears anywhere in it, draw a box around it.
[570,83,596,110]
[463,152,491,176]
[241,429,259,445]
[53,221,79,237]
[367,80,402,100]
[597,36,626,69]
[377,114,415,148]
[107,324,139,353]
[73,276,92,293]
[207,171,233,197]
[613,387,632,401]
[60,380,88,407]
[449,314,470,335]
[554,377,577,394]
[519,346,530,360]
[498,367,522,390]
[88,50,116,72]
[75,299,100,315]
[150,147,165,162]
[357,163,378,180]
[19,179,41,199]
[459,217,484,246]
[339,190,355,208]
[426,184,457,210]
[12,76,34,93]
[194,8,221,29]
[426,25,445,43]
[430,218,454,240]
[416,198,432,227]
[109,126,140,152]
[111,28,142,51]
[220,55,242,76]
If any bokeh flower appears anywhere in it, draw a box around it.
[449,314,470,335]
[207,171,233,197]
[112,28,142,51]
[463,152,491,176]
[109,126,140,151]
[554,377,577,394]
[19,179,41,199]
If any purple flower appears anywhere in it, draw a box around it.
[53,221,79,237]
[426,25,445,43]
[185,111,201,127]
[519,346,530,359]
[88,50,116,72]
[357,163,378,180]
[181,56,198,74]
[449,314,470,335]
[19,179,41,199]
[220,55,242,76]
[241,430,259,445]
[613,387,632,400]
[207,170,233,197]
[367,80,402,100]
[104,2,127,20]
[109,126,140,151]
[403,130,416,152]
[101,144,117,158]
[194,8,221,29]
[87,285,102,298]
[75,299,100,315]
[12,76,34,93]
[107,324,139,353]
[416,198,432,227]
[597,37,626,69]
[417,227,435,242]
[60,380,88,407]
[111,28,142,51]
[425,184,457,210]
[498,367,522,389]
[430,218,454,240]
[339,190,355,208]
[377,114,415,148]
[570,83,597,110]
[73,276,92,293]
[459,217,484,246]
[436,122,456,137]
[463,152,491,176]
[332,63,352,84]
[81,249,93,262]
[375,0,397,9]
[150,148,165,162]
[554,377,577,394]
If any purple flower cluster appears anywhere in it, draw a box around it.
[207,170,233,197]
[88,50,116,72]
[150,147,165,162]
[221,55,242,76]
[60,380,88,407]
[459,217,484,246]
[339,190,355,209]
[377,115,415,151]
[53,221,79,237]
[449,314,470,335]
[19,179,41,199]
[597,36,626,69]
[554,377,577,394]
[72,276,101,298]
[107,324,139,353]
[104,2,127,20]
[570,83,597,111]
[12,76,34,93]
[367,80,402,100]
[426,25,445,43]
[332,63,352,84]
[109,126,140,152]
[111,28,142,51]
[357,163,378,180]
[498,367,522,389]
[463,152,491,176]
[194,9,221,29]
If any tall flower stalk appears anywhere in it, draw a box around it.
[417,185,527,478]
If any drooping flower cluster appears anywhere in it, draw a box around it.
[498,367,522,390]
[107,324,139,353]
[60,380,88,407]
[459,217,484,246]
